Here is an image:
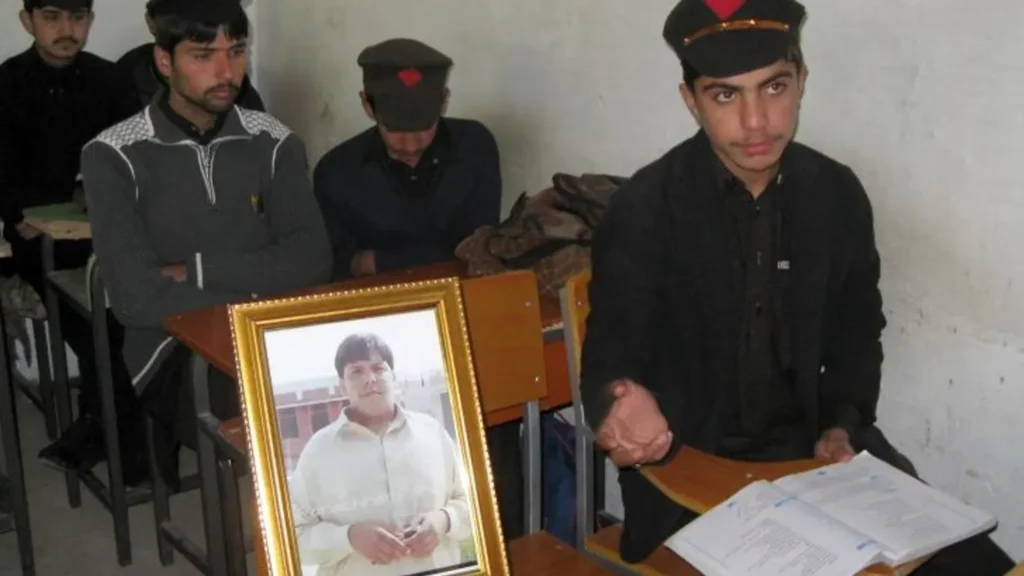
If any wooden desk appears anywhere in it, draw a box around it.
[634,447,928,575]
[22,201,91,240]
[508,531,616,575]
[165,261,571,426]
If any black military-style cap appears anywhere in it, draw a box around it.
[663,0,806,79]
[358,38,453,132]
[24,0,93,11]
[147,0,243,22]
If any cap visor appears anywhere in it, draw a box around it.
[687,30,793,79]
[375,91,444,132]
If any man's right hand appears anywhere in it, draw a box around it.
[348,523,409,565]
[350,250,377,277]
[594,379,673,468]
[15,221,41,240]
[160,264,187,283]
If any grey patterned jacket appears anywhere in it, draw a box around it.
[80,102,331,390]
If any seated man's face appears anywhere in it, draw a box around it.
[379,122,438,167]
[342,351,396,418]
[22,6,94,65]
[159,29,248,114]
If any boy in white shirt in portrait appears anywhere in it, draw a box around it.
[289,333,472,576]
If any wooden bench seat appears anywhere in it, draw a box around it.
[586,524,700,575]
[510,531,617,575]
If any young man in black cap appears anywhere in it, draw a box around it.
[44,0,330,487]
[1,0,141,481]
[580,0,1015,573]
[113,0,265,117]
[313,38,501,280]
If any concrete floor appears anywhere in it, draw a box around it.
[0,392,256,576]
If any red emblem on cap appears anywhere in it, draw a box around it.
[397,67,423,88]
[702,0,745,20]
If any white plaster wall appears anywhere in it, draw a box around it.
[255,0,1024,558]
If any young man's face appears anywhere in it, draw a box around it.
[20,6,94,65]
[360,90,448,166]
[377,124,438,167]
[156,28,248,114]
[341,351,396,419]
[681,59,806,178]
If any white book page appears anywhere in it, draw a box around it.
[665,480,883,576]
[775,452,997,565]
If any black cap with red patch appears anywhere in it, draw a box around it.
[24,0,93,11]
[358,38,453,132]
[663,0,806,79]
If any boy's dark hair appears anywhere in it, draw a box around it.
[683,42,804,90]
[335,333,395,377]
[151,0,248,56]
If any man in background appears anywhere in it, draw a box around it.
[0,0,143,483]
[68,0,330,487]
[290,333,472,575]
[313,38,502,280]
[113,0,264,116]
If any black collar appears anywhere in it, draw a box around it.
[363,118,452,166]
[158,91,228,145]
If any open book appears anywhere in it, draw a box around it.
[664,451,997,576]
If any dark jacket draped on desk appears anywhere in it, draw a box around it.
[579,130,890,562]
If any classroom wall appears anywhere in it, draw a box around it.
[254,0,1024,557]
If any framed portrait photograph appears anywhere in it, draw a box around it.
[230,278,508,576]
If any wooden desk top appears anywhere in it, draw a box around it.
[509,531,616,575]
[642,447,928,575]
[23,202,91,240]
[164,261,563,379]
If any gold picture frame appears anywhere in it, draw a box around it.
[230,277,509,576]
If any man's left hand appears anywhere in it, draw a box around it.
[815,427,855,463]
[402,510,449,558]
[160,264,187,283]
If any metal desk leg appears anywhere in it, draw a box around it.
[1,317,35,575]
[38,235,57,441]
[146,414,174,566]
[30,320,56,441]
[90,302,131,565]
[522,400,542,534]
[43,280,80,509]
[193,354,228,576]
[218,458,247,576]
[575,422,595,550]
